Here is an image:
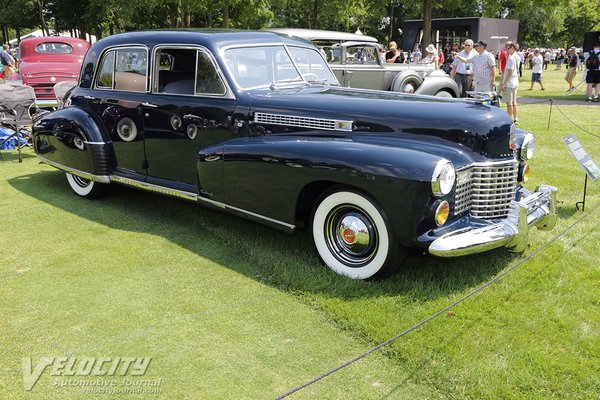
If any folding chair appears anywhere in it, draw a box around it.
[0,83,36,162]
[53,80,77,109]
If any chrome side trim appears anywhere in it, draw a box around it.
[109,175,296,232]
[109,175,197,202]
[84,141,112,145]
[37,155,110,183]
[197,195,296,231]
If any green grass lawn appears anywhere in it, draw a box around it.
[1,78,599,398]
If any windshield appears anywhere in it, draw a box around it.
[224,45,337,89]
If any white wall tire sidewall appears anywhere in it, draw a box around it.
[66,173,95,197]
[313,191,390,279]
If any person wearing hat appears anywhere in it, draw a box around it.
[453,39,496,93]
[565,46,579,92]
[528,49,545,91]
[451,39,476,97]
[422,44,439,69]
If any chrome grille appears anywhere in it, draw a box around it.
[454,161,518,219]
[254,112,352,131]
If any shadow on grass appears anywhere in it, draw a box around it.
[0,148,36,162]
[10,169,536,301]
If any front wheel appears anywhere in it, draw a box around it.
[312,190,404,279]
[65,173,110,199]
[434,90,454,98]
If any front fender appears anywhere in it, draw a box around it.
[33,107,115,177]
[213,135,447,242]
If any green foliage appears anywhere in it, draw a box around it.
[1,0,600,49]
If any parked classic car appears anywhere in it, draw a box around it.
[32,30,557,279]
[269,28,460,97]
[11,36,90,107]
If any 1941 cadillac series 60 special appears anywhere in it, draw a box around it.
[32,30,558,279]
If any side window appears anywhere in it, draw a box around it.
[155,47,226,96]
[114,48,147,92]
[321,46,341,64]
[96,51,115,89]
[195,51,226,95]
[94,47,147,92]
[346,45,379,65]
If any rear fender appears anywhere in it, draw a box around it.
[33,107,115,177]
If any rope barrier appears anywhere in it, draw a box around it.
[276,201,600,399]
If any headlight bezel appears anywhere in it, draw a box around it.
[431,159,456,197]
[520,132,536,161]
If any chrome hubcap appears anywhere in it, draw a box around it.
[325,205,378,267]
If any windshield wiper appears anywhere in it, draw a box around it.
[270,79,307,90]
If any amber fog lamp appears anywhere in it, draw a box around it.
[434,200,450,227]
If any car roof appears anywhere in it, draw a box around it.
[19,36,90,45]
[268,28,378,43]
[90,29,316,51]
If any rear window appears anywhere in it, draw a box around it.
[36,42,73,54]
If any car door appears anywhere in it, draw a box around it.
[142,46,235,196]
[340,43,387,90]
[79,46,149,178]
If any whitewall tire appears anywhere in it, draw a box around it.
[312,190,402,279]
[65,173,110,199]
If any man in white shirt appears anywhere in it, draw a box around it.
[528,49,545,90]
[451,39,476,97]
[499,42,521,124]
[453,40,496,92]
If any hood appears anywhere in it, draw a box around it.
[19,60,82,78]
[248,86,514,162]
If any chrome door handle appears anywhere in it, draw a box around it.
[141,102,158,108]
[83,95,96,100]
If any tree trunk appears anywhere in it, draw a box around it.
[36,0,50,35]
[222,0,229,28]
[422,0,432,53]
[16,27,21,45]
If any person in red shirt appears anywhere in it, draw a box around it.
[498,41,510,73]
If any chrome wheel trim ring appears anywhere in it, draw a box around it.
[324,205,378,267]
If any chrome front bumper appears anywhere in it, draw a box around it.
[429,185,558,257]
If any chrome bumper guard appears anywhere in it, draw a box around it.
[429,185,558,257]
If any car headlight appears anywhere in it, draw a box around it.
[520,132,536,160]
[431,159,456,196]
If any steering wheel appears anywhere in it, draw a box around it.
[303,72,320,82]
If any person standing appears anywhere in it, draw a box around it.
[584,40,600,102]
[385,41,405,64]
[453,40,496,92]
[0,44,17,76]
[451,39,475,97]
[565,47,579,92]
[517,49,524,77]
[499,42,520,124]
[543,51,550,70]
[499,42,509,74]
[422,44,439,69]
[529,49,545,90]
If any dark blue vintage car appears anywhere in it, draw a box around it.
[32,30,557,279]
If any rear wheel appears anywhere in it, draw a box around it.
[65,173,110,199]
[312,190,404,279]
